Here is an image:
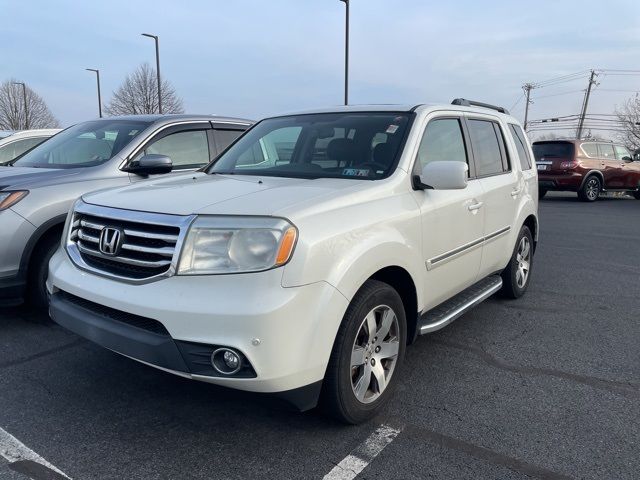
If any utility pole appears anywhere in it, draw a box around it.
[339,0,349,105]
[522,83,534,131]
[576,70,597,139]
[86,69,102,118]
[12,82,28,129]
[142,33,162,114]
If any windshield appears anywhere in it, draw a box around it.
[532,142,574,160]
[13,120,151,169]
[208,112,413,179]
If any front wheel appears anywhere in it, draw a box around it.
[578,176,601,202]
[321,280,406,424]
[500,226,533,299]
[27,235,60,312]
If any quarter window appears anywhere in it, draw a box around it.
[415,118,468,173]
[509,124,532,170]
[598,143,615,159]
[467,119,508,176]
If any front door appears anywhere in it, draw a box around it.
[411,114,485,310]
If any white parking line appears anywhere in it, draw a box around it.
[0,426,71,479]
[323,424,401,480]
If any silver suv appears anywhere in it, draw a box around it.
[0,114,252,308]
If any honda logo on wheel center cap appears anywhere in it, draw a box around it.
[99,227,124,256]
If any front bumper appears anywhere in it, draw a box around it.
[0,208,36,303]
[48,248,349,401]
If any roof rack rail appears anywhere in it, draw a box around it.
[451,98,509,115]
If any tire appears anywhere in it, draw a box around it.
[26,235,60,312]
[321,280,406,424]
[578,175,601,202]
[538,189,547,200]
[500,226,533,299]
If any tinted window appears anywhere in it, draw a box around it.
[13,120,150,169]
[141,130,210,169]
[0,137,47,164]
[598,143,615,159]
[532,142,574,160]
[210,113,412,179]
[467,120,506,176]
[509,124,532,170]
[614,145,632,160]
[213,129,244,153]
[581,143,598,157]
[415,118,467,173]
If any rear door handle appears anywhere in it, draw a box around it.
[510,188,522,197]
[468,202,483,211]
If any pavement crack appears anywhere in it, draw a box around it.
[0,339,85,370]
[432,339,640,400]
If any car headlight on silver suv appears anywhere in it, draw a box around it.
[0,190,29,211]
[177,216,297,275]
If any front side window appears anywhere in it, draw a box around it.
[209,112,413,179]
[13,120,150,169]
[509,124,532,170]
[598,143,615,160]
[415,118,467,174]
[614,145,632,160]
[467,119,507,177]
[137,130,210,169]
[0,137,47,164]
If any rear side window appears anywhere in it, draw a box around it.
[598,143,615,159]
[213,129,245,154]
[467,119,509,177]
[415,118,468,173]
[581,143,598,157]
[508,124,532,170]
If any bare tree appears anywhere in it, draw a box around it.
[0,80,60,130]
[105,63,184,116]
[615,94,640,152]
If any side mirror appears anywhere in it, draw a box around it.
[622,156,633,162]
[413,161,468,190]
[124,154,173,175]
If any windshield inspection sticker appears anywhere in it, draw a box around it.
[343,168,370,177]
[386,124,399,134]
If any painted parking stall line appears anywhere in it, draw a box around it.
[323,424,401,480]
[0,426,71,479]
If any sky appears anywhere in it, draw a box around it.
[2,0,639,139]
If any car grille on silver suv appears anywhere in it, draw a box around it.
[67,201,194,282]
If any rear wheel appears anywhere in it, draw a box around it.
[578,176,601,202]
[538,189,547,200]
[26,235,60,312]
[321,280,406,424]
[500,226,533,299]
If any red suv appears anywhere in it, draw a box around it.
[534,140,640,201]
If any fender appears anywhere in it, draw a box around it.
[18,213,67,282]
[579,170,604,190]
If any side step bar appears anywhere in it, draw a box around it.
[418,275,502,335]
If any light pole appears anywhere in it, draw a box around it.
[12,82,28,129]
[339,0,349,105]
[86,69,102,118]
[141,33,162,114]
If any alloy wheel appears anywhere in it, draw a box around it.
[515,236,531,288]
[586,178,599,200]
[350,305,400,404]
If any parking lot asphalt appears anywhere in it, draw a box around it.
[1,192,639,480]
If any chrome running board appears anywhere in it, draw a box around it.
[418,275,502,335]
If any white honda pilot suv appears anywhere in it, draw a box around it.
[48,100,538,424]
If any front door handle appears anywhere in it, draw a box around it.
[468,202,483,211]
[510,188,522,197]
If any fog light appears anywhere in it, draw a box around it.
[211,348,243,375]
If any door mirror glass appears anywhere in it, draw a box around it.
[622,155,632,162]
[124,154,173,175]
[417,161,468,190]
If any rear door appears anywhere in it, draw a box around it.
[465,114,519,277]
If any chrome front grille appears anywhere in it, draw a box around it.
[67,201,194,283]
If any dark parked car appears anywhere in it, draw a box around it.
[534,140,640,201]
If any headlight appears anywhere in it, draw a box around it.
[177,216,297,275]
[0,190,29,211]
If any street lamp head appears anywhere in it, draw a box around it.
[141,33,157,39]
[86,68,98,73]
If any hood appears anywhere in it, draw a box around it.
[0,166,90,190]
[82,172,363,217]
